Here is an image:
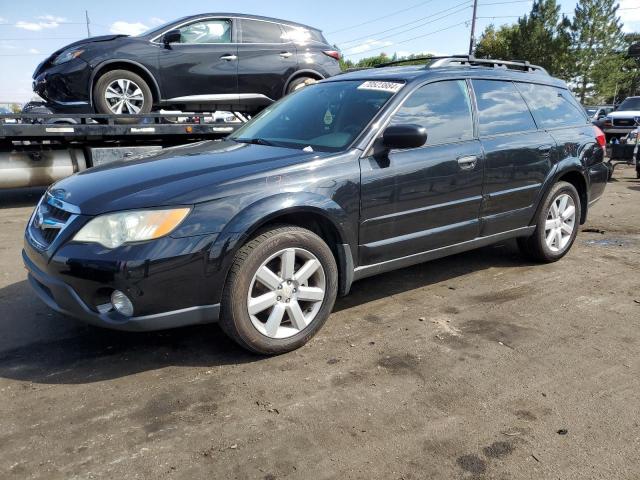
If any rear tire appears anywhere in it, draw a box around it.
[220,226,338,354]
[286,76,317,94]
[93,70,152,124]
[518,181,581,263]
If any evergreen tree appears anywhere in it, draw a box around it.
[571,0,631,103]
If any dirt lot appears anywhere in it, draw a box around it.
[1,166,639,480]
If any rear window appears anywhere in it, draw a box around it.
[241,19,284,43]
[472,80,537,136]
[516,83,587,128]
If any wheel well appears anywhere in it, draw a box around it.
[247,211,347,289]
[558,171,588,224]
[92,62,160,104]
[285,71,323,93]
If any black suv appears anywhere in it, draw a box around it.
[23,56,608,354]
[32,13,341,116]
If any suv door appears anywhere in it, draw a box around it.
[471,79,556,236]
[236,19,298,104]
[157,18,238,101]
[359,79,484,265]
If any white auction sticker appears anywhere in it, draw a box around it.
[357,81,404,93]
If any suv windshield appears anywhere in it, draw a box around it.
[617,97,640,111]
[230,80,403,152]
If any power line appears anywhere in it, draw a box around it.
[345,21,469,57]
[339,1,472,46]
[342,4,472,50]
[328,0,438,34]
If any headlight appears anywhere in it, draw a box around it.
[52,48,85,65]
[73,208,190,248]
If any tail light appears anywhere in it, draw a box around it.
[594,126,606,148]
[323,50,341,61]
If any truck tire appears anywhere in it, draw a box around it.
[93,70,152,123]
[220,225,338,354]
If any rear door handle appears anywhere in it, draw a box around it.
[220,54,237,61]
[457,155,478,170]
[279,51,293,58]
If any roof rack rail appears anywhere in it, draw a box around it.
[374,54,548,74]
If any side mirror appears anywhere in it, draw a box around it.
[162,29,181,47]
[382,124,428,150]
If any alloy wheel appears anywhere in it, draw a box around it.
[104,79,145,114]
[544,193,576,252]
[247,247,326,339]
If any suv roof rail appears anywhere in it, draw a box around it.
[374,54,548,74]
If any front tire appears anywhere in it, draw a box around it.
[220,226,338,354]
[518,181,581,263]
[93,70,152,123]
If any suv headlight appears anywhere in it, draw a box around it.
[73,208,190,248]
[52,48,85,65]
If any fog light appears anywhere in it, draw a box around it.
[111,290,134,317]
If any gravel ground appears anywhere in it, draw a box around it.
[1,166,639,480]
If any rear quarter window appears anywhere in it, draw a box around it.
[471,79,537,136]
[516,83,588,129]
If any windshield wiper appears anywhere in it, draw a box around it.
[233,137,277,146]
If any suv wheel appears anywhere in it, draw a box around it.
[518,181,581,262]
[94,70,152,122]
[286,76,317,94]
[220,226,338,354]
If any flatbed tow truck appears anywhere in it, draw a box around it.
[0,112,245,189]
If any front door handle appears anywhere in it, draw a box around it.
[220,54,237,61]
[279,51,293,58]
[457,155,478,170]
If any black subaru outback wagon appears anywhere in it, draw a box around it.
[32,13,341,116]
[23,56,608,354]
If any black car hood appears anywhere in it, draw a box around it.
[51,140,334,215]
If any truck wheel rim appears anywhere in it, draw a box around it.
[104,79,145,114]
[247,247,326,339]
[545,193,576,252]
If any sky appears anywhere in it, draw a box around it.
[0,0,639,102]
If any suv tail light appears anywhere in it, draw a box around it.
[594,126,606,147]
[323,50,341,61]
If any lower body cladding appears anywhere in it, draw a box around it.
[22,232,224,331]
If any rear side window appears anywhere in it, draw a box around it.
[516,83,587,128]
[241,19,284,43]
[390,80,474,145]
[281,25,326,43]
[472,80,537,136]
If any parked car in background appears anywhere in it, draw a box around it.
[23,56,607,354]
[32,13,341,117]
[603,96,640,139]
[585,104,614,129]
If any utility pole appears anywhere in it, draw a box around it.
[85,10,91,38]
[468,0,478,55]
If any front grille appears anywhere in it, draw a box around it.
[613,118,635,127]
[28,194,77,250]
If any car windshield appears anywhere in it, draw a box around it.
[136,17,189,38]
[617,97,640,111]
[229,80,403,152]
[585,108,598,115]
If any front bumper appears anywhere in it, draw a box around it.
[22,227,224,331]
[24,250,219,331]
[33,58,93,113]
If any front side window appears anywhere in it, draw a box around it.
[177,19,231,44]
[390,80,474,145]
[472,80,537,136]
[241,19,284,43]
[516,83,587,128]
[229,80,401,152]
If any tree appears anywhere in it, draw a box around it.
[9,103,21,113]
[474,0,572,78]
[571,0,631,103]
